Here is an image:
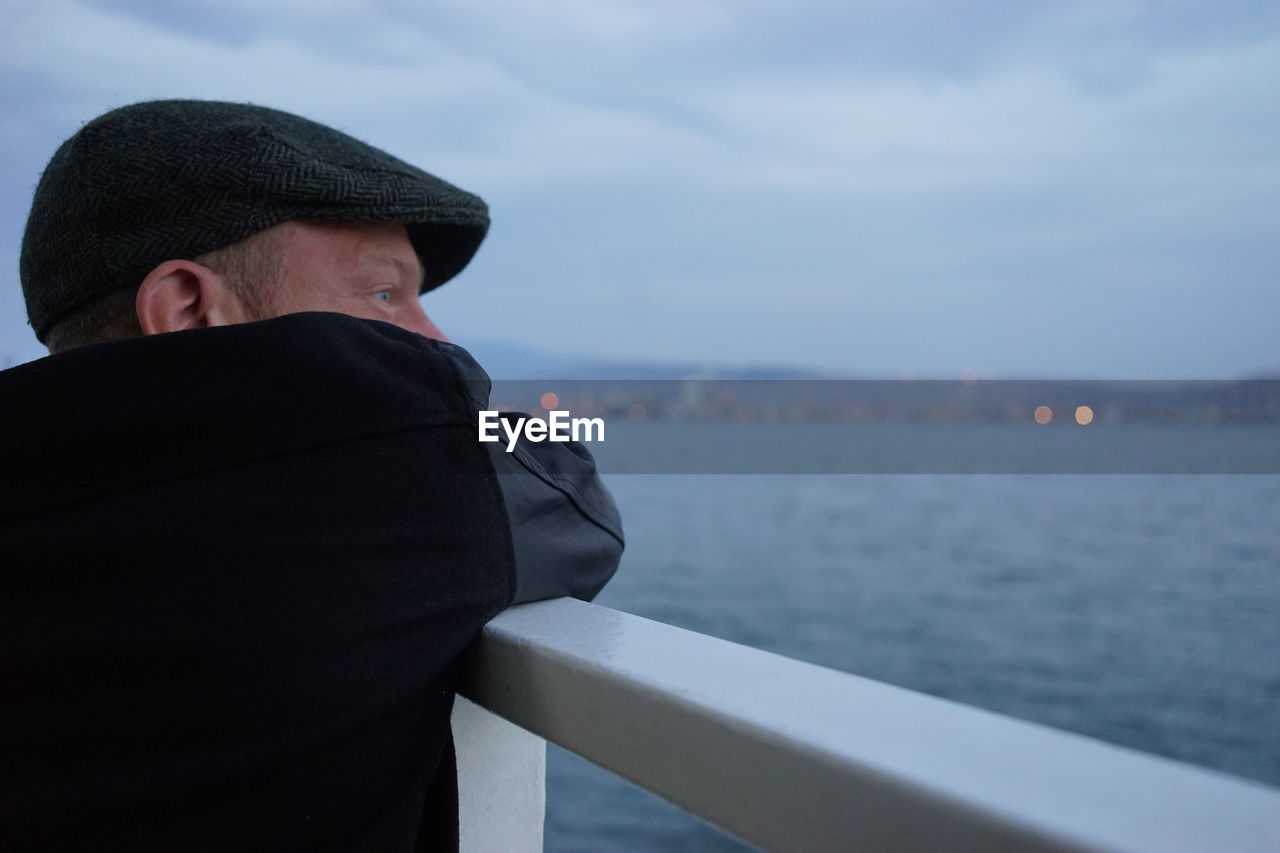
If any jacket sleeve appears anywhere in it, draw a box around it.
[436,341,624,603]
[488,430,623,603]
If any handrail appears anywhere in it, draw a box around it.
[459,597,1280,853]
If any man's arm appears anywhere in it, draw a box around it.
[489,422,623,603]
[438,341,623,603]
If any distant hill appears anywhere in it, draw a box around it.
[460,337,829,380]
[460,338,1280,383]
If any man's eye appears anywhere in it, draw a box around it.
[375,290,392,303]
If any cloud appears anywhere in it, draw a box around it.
[431,0,733,43]
[2,0,1276,374]
[2,1,500,113]
[9,0,1275,200]
[1,0,718,188]
[693,33,1280,196]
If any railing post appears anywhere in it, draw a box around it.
[452,695,547,853]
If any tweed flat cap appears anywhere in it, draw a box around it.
[21,99,489,342]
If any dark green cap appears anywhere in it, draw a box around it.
[20,99,489,342]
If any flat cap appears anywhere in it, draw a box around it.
[21,99,489,342]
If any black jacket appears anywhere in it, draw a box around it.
[0,313,619,851]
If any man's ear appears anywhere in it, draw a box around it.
[135,260,246,335]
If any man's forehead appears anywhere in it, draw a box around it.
[366,248,427,289]
[285,221,420,268]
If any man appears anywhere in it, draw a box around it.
[1,100,621,850]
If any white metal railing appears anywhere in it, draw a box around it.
[455,598,1280,852]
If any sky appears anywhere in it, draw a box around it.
[1,0,1277,377]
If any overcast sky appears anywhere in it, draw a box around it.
[2,0,1276,376]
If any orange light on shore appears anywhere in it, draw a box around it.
[628,403,647,421]
[540,391,559,410]
[1075,405,1094,425]
[1034,405,1053,425]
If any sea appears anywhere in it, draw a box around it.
[541,423,1280,851]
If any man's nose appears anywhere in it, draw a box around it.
[402,299,450,342]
